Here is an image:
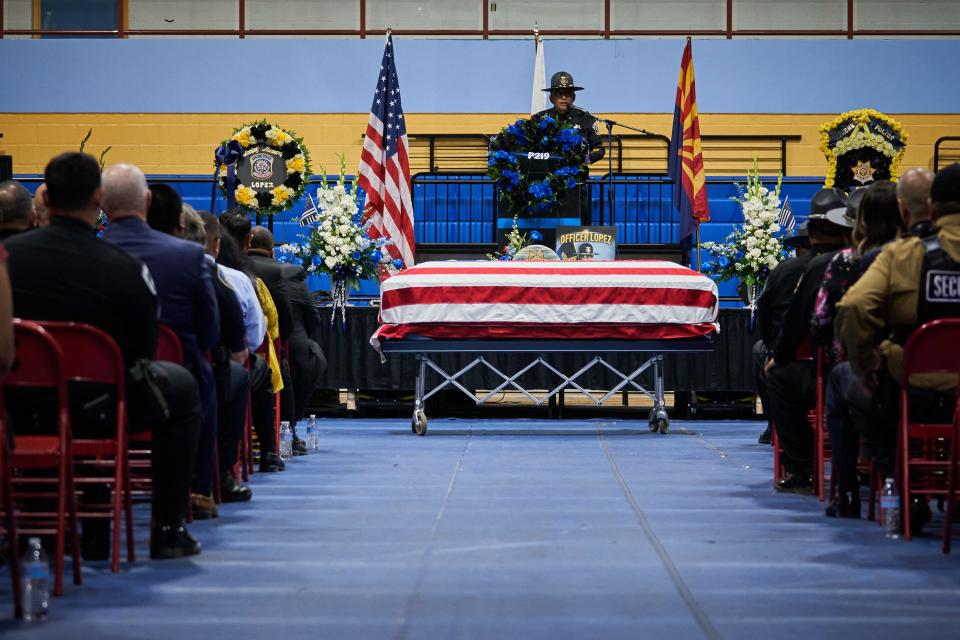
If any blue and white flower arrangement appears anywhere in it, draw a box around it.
[277,155,399,322]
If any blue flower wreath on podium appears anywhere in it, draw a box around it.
[487,115,588,215]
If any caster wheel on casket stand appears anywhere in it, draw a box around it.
[648,408,670,434]
[411,410,428,436]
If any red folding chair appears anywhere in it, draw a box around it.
[41,321,135,573]
[5,319,81,596]
[129,325,183,507]
[0,414,23,619]
[236,352,254,482]
[898,319,960,541]
[943,384,960,553]
[814,347,829,501]
[254,334,283,457]
[772,337,815,485]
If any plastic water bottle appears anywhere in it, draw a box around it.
[279,421,293,460]
[881,477,901,539]
[308,414,319,451]
[21,537,50,621]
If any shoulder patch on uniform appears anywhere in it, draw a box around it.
[925,270,960,303]
[593,121,601,135]
[140,264,157,297]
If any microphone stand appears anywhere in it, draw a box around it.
[593,116,656,227]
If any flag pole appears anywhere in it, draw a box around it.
[695,225,702,272]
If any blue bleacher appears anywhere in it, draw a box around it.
[13,172,828,301]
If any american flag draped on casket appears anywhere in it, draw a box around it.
[374,260,719,343]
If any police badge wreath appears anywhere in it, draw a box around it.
[819,109,907,193]
[217,121,312,217]
[488,115,588,216]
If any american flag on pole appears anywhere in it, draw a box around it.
[357,33,415,269]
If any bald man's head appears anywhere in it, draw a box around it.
[101,163,150,220]
[0,180,34,230]
[896,167,934,227]
[248,226,275,255]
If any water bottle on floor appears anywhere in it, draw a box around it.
[279,421,293,460]
[308,414,319,451]
[881,477,901,539]
[21,537,50,621]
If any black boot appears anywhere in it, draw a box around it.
[775,472,814,494]
[220,471,253,503]
[259,451,286,472]
[825,491,861,518]
[150,523,200,560]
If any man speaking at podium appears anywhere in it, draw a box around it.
[534,71,605,225]
[535,71,605,165]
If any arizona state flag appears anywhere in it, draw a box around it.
[668,38,710,252]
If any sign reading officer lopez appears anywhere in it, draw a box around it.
[237,144,287,194]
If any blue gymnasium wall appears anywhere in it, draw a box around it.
[0,38,958,114]
[5,37,957,299]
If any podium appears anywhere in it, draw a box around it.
[497,151,585,248]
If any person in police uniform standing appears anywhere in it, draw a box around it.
[535,71,605,224]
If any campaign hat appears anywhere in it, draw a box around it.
[543,71,584,92]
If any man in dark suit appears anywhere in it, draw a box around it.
[6,152,202,559]
[101,165,221,516]
[248,227,326,436]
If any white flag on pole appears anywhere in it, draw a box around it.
[530,35,547,115]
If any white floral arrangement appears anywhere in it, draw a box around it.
[276,155,400,320]
[700,159,788,292]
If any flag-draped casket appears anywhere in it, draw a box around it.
[375,260,719,342]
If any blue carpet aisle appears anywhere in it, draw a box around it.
[2,419,959,639]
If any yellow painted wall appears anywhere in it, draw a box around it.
[1,112,959,177]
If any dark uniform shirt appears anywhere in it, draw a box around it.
[5,215,158,365]
[5,216,159,437]
[773,244,848,364]
[534,107,605,164]
[755,242,842,348]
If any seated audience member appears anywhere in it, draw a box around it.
[5,152,202,558]
[0,180,37,241]
[753,192,845,446]
[199,212,266,353]
[248,226,326,447]
[33,184,50,228]
[101,168,221,518]
[784,221,810,257]
[219,212,303,446]
[764,188,853,492]
[811,182,903,517]
[0,244,13,374]
[897,167,936,238]
[835,163,960,527]
[216,230,285,471]
[181,208,252,503]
